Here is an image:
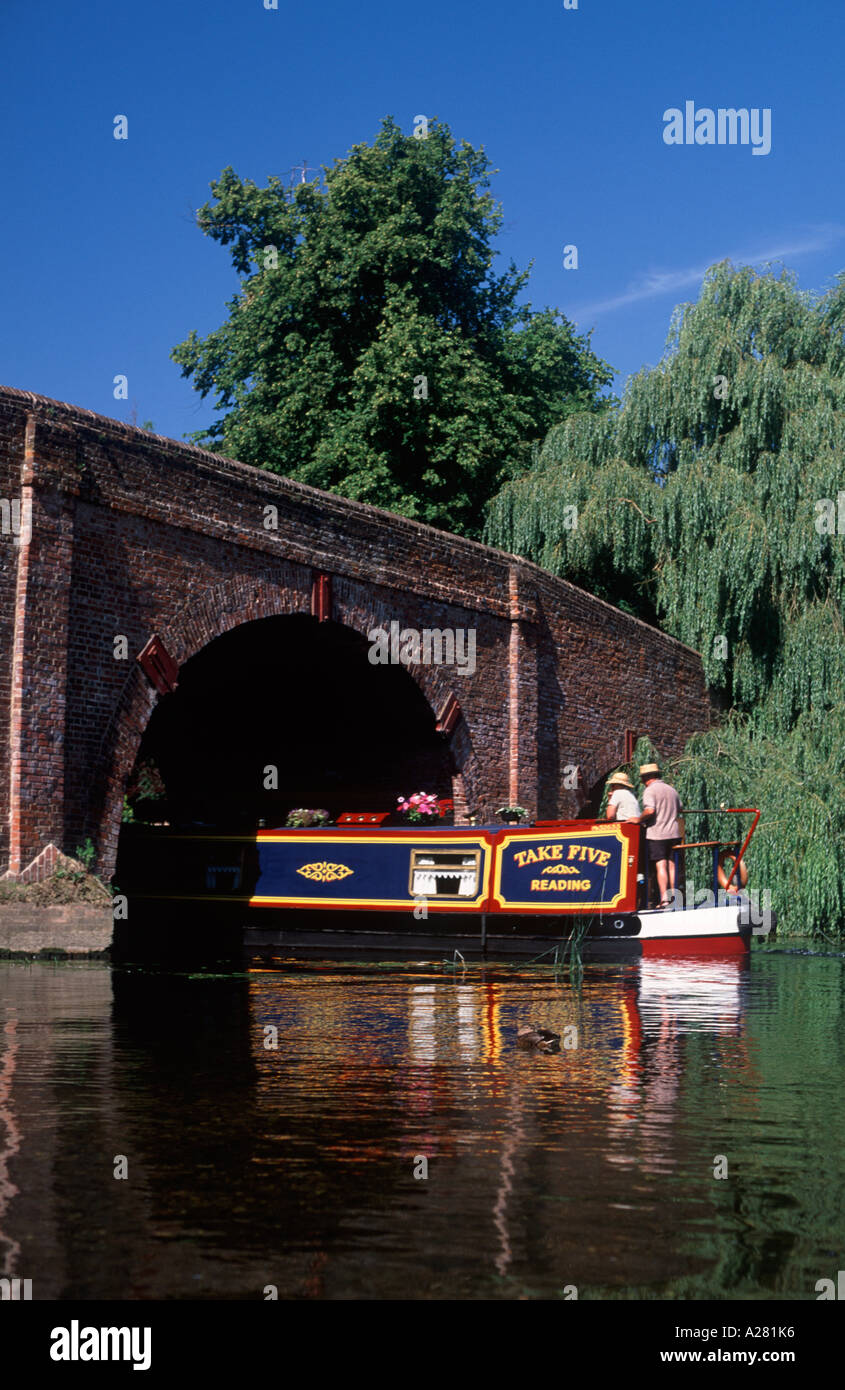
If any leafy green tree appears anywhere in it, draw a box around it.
[485,261,845,935]
[172,117,613,536]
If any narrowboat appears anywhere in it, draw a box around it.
[117,807,774,961]
[240,807,774,960]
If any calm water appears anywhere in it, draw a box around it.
[1,945,843,1300]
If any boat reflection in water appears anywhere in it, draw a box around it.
[606,955,751,1183]
[248,947,759,1297]
[3,943,841,1300]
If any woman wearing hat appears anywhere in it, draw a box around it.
[605,771,641,823]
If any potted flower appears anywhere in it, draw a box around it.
[496,804,529,824]
[397,792,441,824]
[285,808,331,828]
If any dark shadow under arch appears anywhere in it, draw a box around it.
[121,613,455,832]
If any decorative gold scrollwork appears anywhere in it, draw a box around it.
[296,861,354,884]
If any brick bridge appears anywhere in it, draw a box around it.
[0,386,711,882]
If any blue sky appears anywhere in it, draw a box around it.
[1,0,843,442]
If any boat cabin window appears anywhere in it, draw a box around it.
[409,848,481,898]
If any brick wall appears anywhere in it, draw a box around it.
[0,400,28,869]
[0,386,713,879]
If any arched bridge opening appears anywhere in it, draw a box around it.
[116,613,455,895]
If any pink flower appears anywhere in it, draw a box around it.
[398,790,441,820]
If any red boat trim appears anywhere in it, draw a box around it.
[641,934,748,956]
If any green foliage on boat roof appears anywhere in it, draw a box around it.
[485,261,845,936]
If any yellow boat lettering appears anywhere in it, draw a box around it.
[530,878,591,892]
[514,843,565,868]
[566,844,611,867]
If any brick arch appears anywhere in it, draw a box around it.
[91,573,479,876]
[577,734,630,813]
[331,576,484,817]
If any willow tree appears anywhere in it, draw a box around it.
[486,262,845,936]
[172,117,612,538]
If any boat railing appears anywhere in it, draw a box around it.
[674,807,760,894]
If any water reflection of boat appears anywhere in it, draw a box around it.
[247,958,755,1289]
[636,956,748,1034]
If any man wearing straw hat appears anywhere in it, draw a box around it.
[639,762,682,909]
[605,771,641,823]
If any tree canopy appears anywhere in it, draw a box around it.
[485,261,845,936]
[173,117,613,537]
